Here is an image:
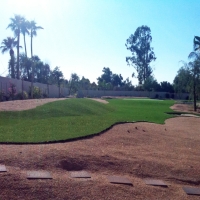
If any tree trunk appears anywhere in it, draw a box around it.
[10,54,15,78]
[31,34,33,58]
[193,80,197,111]
[23,34,27,57]
[31,32,33,98]
[17,31,20,79]
[31,62,35,99]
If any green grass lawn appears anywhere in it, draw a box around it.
[0,98,175,143]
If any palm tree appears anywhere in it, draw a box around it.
[21,20,29,57]
[28,20,43,99]
[0,37,17,78]
[29,20,43,58]
[194,36,200,51]
[7,14,25,79]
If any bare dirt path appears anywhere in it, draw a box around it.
[0,100,199,199]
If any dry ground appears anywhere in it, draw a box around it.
[0,99,200,199]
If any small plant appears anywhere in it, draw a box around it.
[7,82,17,100]
[29,86,42,99]
[16,91,28,100]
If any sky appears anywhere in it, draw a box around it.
[0,0,200,85]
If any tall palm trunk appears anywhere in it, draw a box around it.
[10,54,15,78]
[31,33,33,58]
[23,34,27,57]
[30,32,33,98]
[17,30,20,79]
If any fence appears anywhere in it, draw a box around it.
[0,76,69,98]
[77,90,189,100]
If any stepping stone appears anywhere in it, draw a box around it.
[183,187,200,195]
[107,176,133,186]
[70,171,91,178]
[0,165,7,172]
[27,171,52,179]
[144,179,168,187]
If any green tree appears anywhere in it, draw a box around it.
[68,73,80,95]
[29,20,43,58]
[19,53,32,81]
[7,14,25,79]
[173,66,191,97]
[0,37,18,78]
[143,76,161,92]
[79,76,91,90]
[160,81,174,93]
[125,25,156,84]
[97,67,112,84]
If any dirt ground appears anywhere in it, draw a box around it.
[0,99,200,200]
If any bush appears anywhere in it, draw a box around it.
[0,91,5,102]
[43,92,48,98]
[155,94,159,99]
[29,86,43,99]
[171,94,175,99]
[16,91,28,100]
[7,82,17,100]
[165,93,170,99]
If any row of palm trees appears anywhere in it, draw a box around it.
[0,14,43,79]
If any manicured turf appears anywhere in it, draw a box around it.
[0,98,175,143]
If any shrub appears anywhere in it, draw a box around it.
[43,92,48,98]
[155,94,159,99]
[165,93,170,99]
[16,91,28,100]
[171,94,175,99]
[29,86,42,99]
[0,91,5,102]
[7,82,17,100]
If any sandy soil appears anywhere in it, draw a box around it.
[89,98,109,104]
[0,100,200,199]
[0,98,67,111]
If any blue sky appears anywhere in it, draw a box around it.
[0,0,199,85]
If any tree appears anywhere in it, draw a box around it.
[173,66,191,93]
[68,73,80,95]
[160,81,174,93]
[188,52,200,111]
[79,76,91,90]
[21,20,29,57]
[0,37,18,78]
[112,74,123,87]
[125,25,156,84]
[174,53,200,111]
[7,14,25,79]
[193,36,200,51]
[143,76,161,92]
[19,53,32,81]
[97,67,112,84]
[29,20,43,58]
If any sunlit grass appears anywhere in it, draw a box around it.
[0,98,175,143]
